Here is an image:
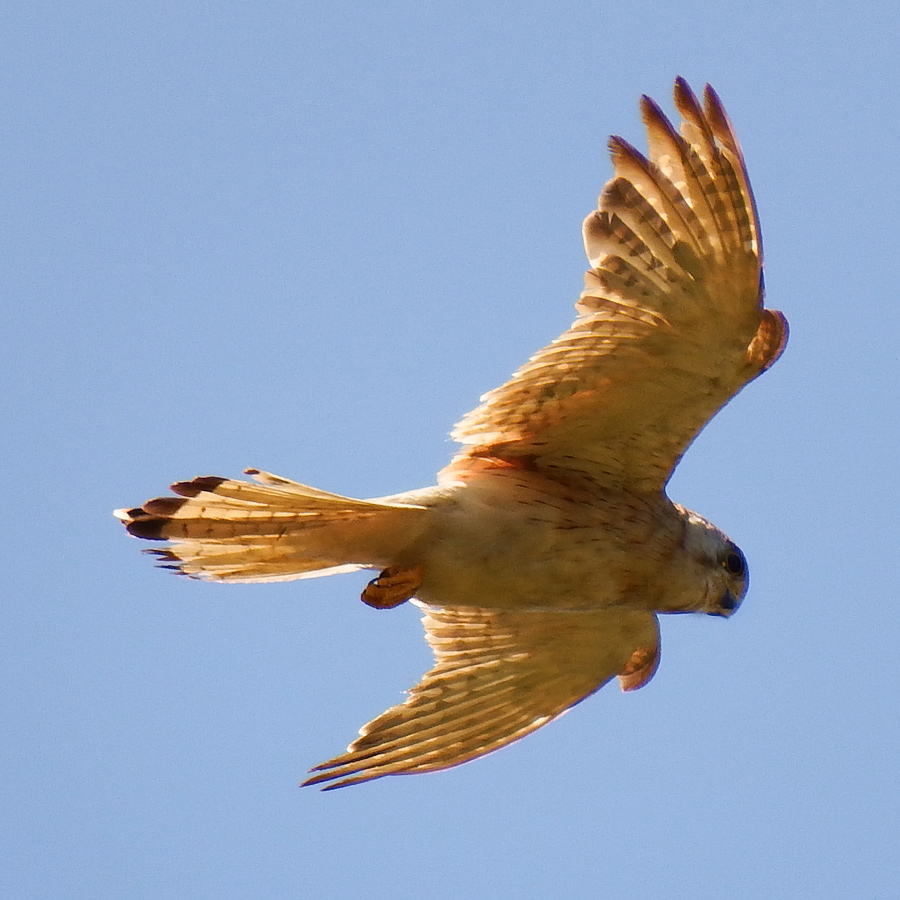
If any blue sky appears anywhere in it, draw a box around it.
[3,2,898,898]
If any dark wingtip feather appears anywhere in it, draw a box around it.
[704,83,722,108]
[673,77,702,121]
[145,548,179,562]
[608,134,650,167]
[672,75,696,108]
[638,93,657,122]
[170,476,226,497]
[639,93,680,145]
[143,496,187,516]
[702,84,735,146]
[125,517,169,540]
[144,548,191,574]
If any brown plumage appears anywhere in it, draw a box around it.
[116,79,786,789]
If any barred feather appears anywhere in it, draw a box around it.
[115,470,428,583]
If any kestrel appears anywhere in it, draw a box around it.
[116,79,787,789]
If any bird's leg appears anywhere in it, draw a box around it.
[361,565,423,609]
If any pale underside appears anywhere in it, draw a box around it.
[118,79,787,789]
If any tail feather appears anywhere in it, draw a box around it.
[115,469,428,583]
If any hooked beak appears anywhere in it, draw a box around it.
[708,588,740,618]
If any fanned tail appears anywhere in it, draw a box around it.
[114,469,428,583]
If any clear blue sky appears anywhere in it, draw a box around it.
[4,2,898,898]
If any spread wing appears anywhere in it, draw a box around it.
[446,79,787,493]
[302,605,659,790]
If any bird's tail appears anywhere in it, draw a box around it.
[114,469,428,583]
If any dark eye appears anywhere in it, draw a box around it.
[723,550,745,576]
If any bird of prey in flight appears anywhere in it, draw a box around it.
[117,78,787,790]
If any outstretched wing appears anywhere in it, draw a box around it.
[446,79,787,493]
[303,605,659,789]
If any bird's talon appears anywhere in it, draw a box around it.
[361,565,423,609]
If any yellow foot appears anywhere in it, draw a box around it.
[361,565,423,610]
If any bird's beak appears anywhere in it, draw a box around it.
[708,588,740,617]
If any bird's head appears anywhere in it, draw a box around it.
[677,509,749,617]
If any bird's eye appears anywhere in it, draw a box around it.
[723,551,745,576]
